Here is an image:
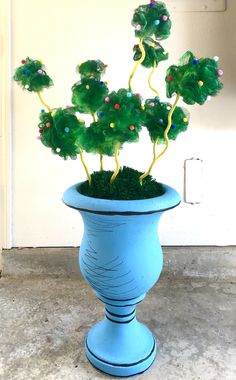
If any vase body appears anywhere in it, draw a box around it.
[63,183,180,377]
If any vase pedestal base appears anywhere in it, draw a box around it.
[85,301,156,377]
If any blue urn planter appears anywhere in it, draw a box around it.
[63,183,180,377]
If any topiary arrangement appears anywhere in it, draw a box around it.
[13,0,223,200]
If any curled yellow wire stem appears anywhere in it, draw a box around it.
[139,94,180,184]
[80,150,91,186]
[100,154,104,171]
[37,92,52,113]
[110,143,121,184]
[128,37,146,92]
[91,113,96,122]
[148,61,160,99]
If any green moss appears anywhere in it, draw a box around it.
[78,166,165,200]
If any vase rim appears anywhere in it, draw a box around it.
[62,182,181,215]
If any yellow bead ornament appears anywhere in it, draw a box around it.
[198,80,204,87]
[110,122,115,128]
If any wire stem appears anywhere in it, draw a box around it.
[100,154,104,171]
[148,61,160,99]
[37,92,52,113]
[139,94,180,184]
[110,143,121,184]
[80,150,91,186]
[128,37,145,92]
[91,113,96,122]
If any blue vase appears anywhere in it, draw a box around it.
[63,183,180,377]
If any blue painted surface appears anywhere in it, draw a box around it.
[63,183,180,376]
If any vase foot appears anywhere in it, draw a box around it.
[85,317,157,377]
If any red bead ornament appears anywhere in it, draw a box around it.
[167,75,173,81]
[114,103,120,110]
[46,122,51,128]
[21,59,26,64]
[129,125,135,131]
[39,128,43,133]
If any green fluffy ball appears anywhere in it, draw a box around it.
[133,39,168,68]
[71,77,109,114]
[77,60,106,80]
[38,108,85,159]
[166,51,224,105]
[144,99,189,143]
[97,88,144,144]
[132,1,171,40]
[13,57,53,92]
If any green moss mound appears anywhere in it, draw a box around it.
[78,167,165,200]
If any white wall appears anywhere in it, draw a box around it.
[11,0,236,247]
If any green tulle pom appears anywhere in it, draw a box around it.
[38,108,85,159]
[97,88,144,145]
[13,57,53,92]
[79,122,116,156]
[166,51,224,105]
[77,59,107,80]
[133,39,168,68]
[144,99,189,143]
[132,1,171,40]
[71,77,109,114]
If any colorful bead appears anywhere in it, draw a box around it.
[86,85,90,90]
[100,81,104,85]
[24,85,30,89]
[150,102,155,107]
[114,103,120,110]
[218,69,224,76]
[21,59,26,64]
[99,111,104,117]
[213,56,219,62]
[64,127,70,133]
[154,20,160,26]
[127,92,132,98]
[155,97,160,102]
[37,136,41,140]
[56,148,61,153]
[207,96,212,101]
[134,44,139,49]
[183,117,188,123]
[41,109,45,113]
[110,122,115,128]
[167,75,173,81]
[162,15,168,21]
[25,69,30,75]
[198,80,204,87]
[171,124,176,129]
[129,125,135,131]
[37,69,43,74]
[135,24,142,31]
[39,128,43,133]
[159,119,163,124]
[46,122,51,128]
[105,97,110,103]
[193,59,199,65]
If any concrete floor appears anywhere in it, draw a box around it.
[1,248,236,380]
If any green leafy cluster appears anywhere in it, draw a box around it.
[38,108,85,159]
[133,39,168,68]
[13,57,53,92]
[132,1,171,40]
[79,167,165,200]
[80,89,145,156]
[166,51,224,105]
[144,99,189,143]
[72,77,109,114]
[132,1,170,68]
[77,60,106,80]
